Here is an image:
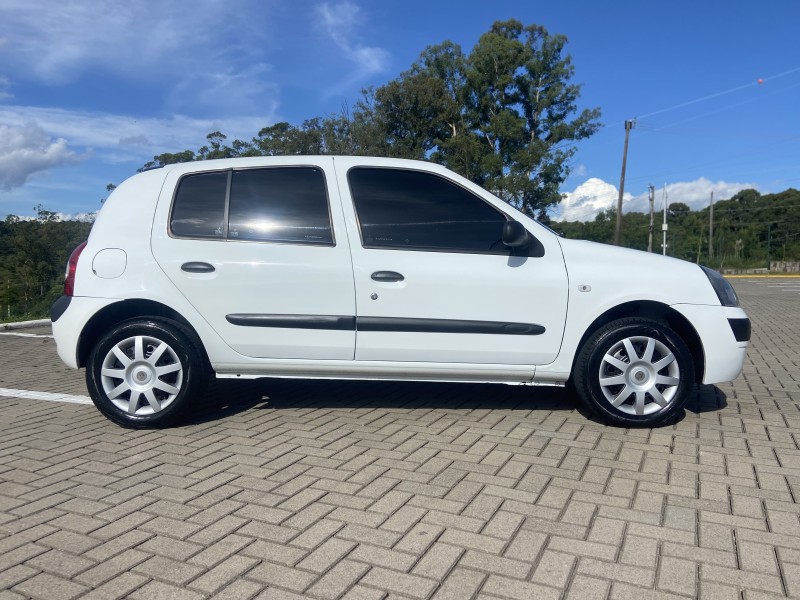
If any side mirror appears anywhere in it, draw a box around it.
[502,221,529,248]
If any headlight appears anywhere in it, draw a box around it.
[700,266,739,306]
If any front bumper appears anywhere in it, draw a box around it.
[672,304,749,385]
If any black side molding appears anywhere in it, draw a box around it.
[226,314,356,330]
[728,318,751,342]
[50,295,72,323]
[226,314,546,335]
[358,317,545,336]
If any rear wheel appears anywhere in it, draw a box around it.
[573,317,694,427]
[86,318,207,428]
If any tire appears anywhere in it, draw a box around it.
[573,317,694,427]
[86,318,208,428]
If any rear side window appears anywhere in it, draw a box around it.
[348,167,508,253]
[170,166,333,245]
[171,172,228,238]
[228,167,333,245]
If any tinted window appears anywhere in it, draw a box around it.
[348,167,508,253]
[228,167,333,245]
[171,172,227,238]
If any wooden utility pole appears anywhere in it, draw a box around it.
[613,119,635,246]
[767,223,772,270]
[662,184,668,256]
[647,184,655,252]
[708,190,714,260]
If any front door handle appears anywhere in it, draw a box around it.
[371,271,404,282]
[181,262,215,273]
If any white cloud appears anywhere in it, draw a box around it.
[166,63,279,116]
[0,76,12,102]
[0,123,80,191]
[0,105,276,164]
[0,0,236,83]
[572,164,588,177]
[624,178,757,213]
[0,1,280,117]
[6,211,96,222]
[557,178,630,222]
[555,177,757,222]
[53,211,96,222]
[316,2,389,92]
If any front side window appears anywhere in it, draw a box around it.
[348,167,508,253]
[171,171,228,238]
[228,167,333,245]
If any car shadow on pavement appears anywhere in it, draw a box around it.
[185,378,588,426]
[184,379,728,428]
[684,384,729,415]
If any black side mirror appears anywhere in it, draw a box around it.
[502,221,529,248]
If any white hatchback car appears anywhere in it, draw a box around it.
[51,157,749,428]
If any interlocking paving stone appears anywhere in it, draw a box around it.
[1,281,799,598]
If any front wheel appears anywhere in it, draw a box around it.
[86,318,207,428]
[573,318,694,427]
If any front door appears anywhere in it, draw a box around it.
[334,160,569,366]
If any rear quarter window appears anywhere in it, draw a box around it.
[170,171,228,238]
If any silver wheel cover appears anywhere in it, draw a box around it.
[100,335,183,415]
[598,335,680,416]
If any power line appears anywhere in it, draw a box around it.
[634,65,800,121]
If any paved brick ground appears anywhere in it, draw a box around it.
[0,278,798,600]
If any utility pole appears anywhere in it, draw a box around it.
[766,223,772,271]
[708,190,714,261]
[614,119,635,246]
[647,184,655,252]
[662,184,668,256]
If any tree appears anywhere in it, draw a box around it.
[140,20,599,218]
[366,21,601,217]
[0,210,92,318]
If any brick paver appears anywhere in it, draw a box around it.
[0,278,798,599]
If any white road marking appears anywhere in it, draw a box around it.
[0,387,93,405]
[0,332,54,338]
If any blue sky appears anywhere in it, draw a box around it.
[1,0,798,221]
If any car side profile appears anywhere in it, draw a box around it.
[51,156,750,428]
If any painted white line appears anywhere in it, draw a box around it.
[0,387,93,405]
[0,332,54,338]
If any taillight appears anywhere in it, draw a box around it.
[64,241,88,296]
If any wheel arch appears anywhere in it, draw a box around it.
[572,300,705,383]
[77,298,210,370]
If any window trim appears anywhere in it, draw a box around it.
[347,165,519,256]
[168,165,337,247]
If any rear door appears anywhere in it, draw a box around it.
[335,159,569,366]
[151,158,356,360]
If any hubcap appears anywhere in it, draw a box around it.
[100,335,183,416]
[598,335,680,416]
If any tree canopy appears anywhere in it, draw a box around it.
[141,19,601,219]
[555,188,800,270]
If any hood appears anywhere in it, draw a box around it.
[556,238,721,306]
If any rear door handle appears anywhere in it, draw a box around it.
[371,271,404,282]
[181,262,215,273]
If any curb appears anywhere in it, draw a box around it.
[725,274,800,279]
[0,319,51,331]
